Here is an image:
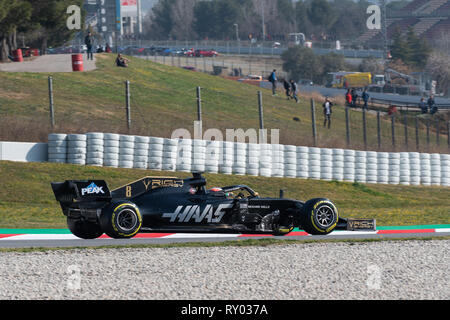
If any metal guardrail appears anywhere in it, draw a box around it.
[369,97,450,112]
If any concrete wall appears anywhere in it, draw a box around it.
[0,142,48,162]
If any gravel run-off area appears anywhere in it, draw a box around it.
[0,240,448,300]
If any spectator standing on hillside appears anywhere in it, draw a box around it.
[323,97,333,129]
[283,80,291,100]
[269,69,278,96]
[419,97,427,114]
[290,79,299,103]
[351,89,358,108]
[428,95,437,114]
[346,89,352,107]
[85,32,94,60]
[362,89,370,110]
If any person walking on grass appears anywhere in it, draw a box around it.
[351,89,358,108]
[362,88,370,110]
[290,79,299,103]
[346,89,352,107]
[85,32,94,61]
[269,69,278,96]
[283,79,291,100]
[323,97,333,129]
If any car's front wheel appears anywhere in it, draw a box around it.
[300,198,339,235]
[100,202,143,239]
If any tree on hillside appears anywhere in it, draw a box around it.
[193,0,241,40]
[281,46,322,82]
[307,0,335,35]
[426,51,450,96]
[294,0,310,33]
[390,27,431,70]
[390,27,410,63]
[192,1,216,39]
[282,45,348,84]
[0,0,33,61]
[328,0,370,41]
[147,0,176,39]
[405,27,430,69]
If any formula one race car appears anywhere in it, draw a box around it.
[51,173,376,239]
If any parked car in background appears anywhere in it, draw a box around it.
[298,79,314,86]
[187,49,219,57]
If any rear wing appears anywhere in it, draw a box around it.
[51,180,112,204]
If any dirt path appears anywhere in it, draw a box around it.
[0,54,96,73]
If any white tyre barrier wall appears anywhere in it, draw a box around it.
[284,145,297,178]
[192,139,206,173]
[409,152,420,186]
[441,154,450,187]
[148,137,164,171]
[388,153,400,185]
[420,153,431,186]
[103,133,120,168]
[320,148,333,181]
[259,144,272,177]
[119,135,135,169]
[67,134,87,165]
[161,138,178,172]
[308,147,321,180]
[271,144,284,177]
[48,134,450,187]
[133,136,150,170]
[247,143,260,176]
[177,139,192,172]
[86,132,104,167]
[48,134,67,163]
[377,152,389,184]
[219,141,233,175]
[366,151,377,184]
[332,149,344,181]
[205,140,220,174]
[233,142,246,175]
[343,149,355,182]
[355,151,367,183]
[296,146,309,179]
[399,152,410,186]
[430,154,441,186]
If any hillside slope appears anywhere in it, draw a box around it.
[0,53,447,152]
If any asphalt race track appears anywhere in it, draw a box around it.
[1,228,449,248]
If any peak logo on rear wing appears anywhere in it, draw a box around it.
[51,180,112,203]
[112,177,184,199]
[81,182,105,196]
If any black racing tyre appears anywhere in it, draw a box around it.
[300,198,339,235]
[67,218,103,239]
[100,202,142,239]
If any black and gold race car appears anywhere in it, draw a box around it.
[51,173,376,239]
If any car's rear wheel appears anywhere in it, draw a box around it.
[300,198,339,235]
[67,218,103,239]
[100,202,142,239]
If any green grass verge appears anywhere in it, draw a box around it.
[0,161,449,229]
